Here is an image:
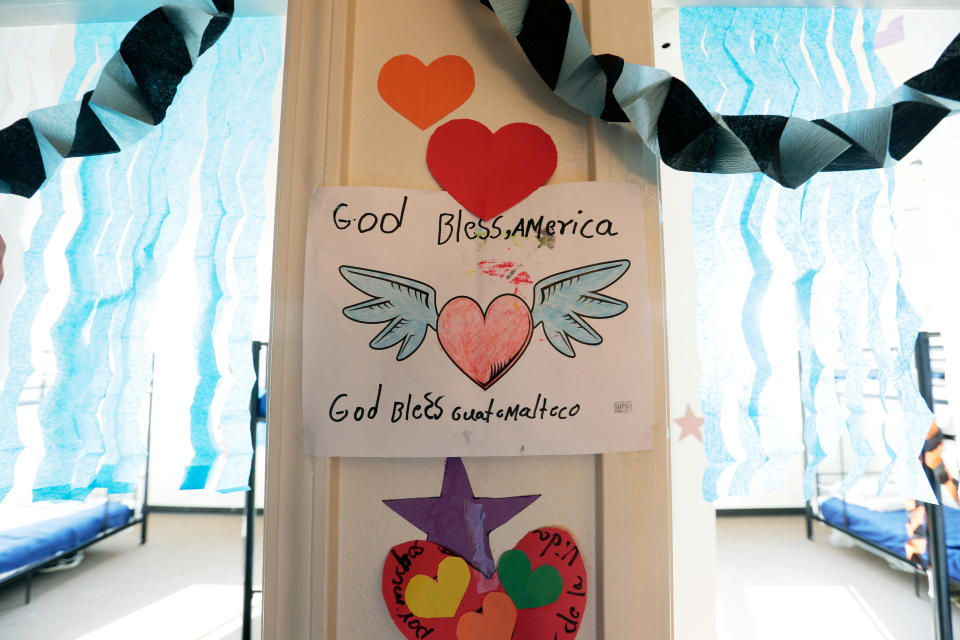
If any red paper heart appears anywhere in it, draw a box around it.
[378,55,475,130]
[427,119,557,221]
[510,527,587,639]
[437,294,533,389]
[382,540,501,640]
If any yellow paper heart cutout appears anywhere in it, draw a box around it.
[404,556,470,618]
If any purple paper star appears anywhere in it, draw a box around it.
[383,458,539,577]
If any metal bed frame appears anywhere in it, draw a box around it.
[241,340,267,640]
[803,331,955,639]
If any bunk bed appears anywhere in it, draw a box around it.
[814,488,960,582]
[0,358,152,604]
[0,497,146,603]
[805,332,957,638]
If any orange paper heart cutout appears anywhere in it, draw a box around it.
[456,592,517,640]
[378,55,475,129]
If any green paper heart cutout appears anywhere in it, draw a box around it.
[497,549,563,609]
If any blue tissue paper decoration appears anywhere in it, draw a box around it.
[183,18,282,493]
[0,16,282,503]
[0,23,128,502]
[36,23,135,502]
[681,8,935,503]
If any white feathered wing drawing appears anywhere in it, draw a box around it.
[338,260,630,376]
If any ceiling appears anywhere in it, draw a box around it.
[0,0,285,26]
[654,0,960,7]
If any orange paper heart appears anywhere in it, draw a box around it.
[378,55,475,129]
[456,592,517,640]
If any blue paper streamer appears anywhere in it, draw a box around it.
[813,10,888,496]
[100,16,223,492]
[215,18,282,493]
[3,16,280,503]
[683,8,936,502]
[683,10,738,501]
[727,10,784,496]
[779,9,836,501]
[181,17,282,492]
[35,24,133,501]
[3,23,118,501]
[183,32,235,489]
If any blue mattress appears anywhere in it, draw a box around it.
[821,498,960,581]
[0,501,134,575]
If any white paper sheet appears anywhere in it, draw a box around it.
[302,182,655,457]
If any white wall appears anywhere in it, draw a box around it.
[651,10,718,639]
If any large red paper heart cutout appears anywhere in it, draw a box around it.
[427,119,557,221]
[378,55,475,130]
[437,294,533,390]
[510,527,587,639]
[382,540,501,640]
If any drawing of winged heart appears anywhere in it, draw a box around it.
[338,260,630,390]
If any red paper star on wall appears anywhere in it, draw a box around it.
[673,404,704,443]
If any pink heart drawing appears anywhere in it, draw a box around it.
[437,295,533,389]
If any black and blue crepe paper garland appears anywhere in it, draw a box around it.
[480,0,960,188]
[0,0,234,198]
[2,0,958,197]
